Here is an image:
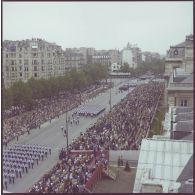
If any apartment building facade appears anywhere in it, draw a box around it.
[142,51,161,63]
[164,34,193,107]
[92,50,111,66]
[3,38,66,88]
[165,34,193,76]
[64,48,85,70]
[122,42,142,69]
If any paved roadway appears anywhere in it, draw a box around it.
[4,78,136,193]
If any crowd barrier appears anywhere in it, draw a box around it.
[85,164,103,191]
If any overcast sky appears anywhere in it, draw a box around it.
[3,1,193,55]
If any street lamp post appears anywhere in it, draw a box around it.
[109,76,112,112]
[65,104,68,151]
[128,71,130,93]
[80,91,82,105]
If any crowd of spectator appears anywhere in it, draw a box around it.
[3,144,51,191]
[69,81,164,151]
[29,149,108,193]
[3,85,110,146]
[28,81,163,193]
[3,80,164,192]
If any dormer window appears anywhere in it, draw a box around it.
[174,49,178,55]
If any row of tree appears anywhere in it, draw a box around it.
[120,58,165,75]
[2,64,108,110]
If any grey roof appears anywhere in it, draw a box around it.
[174,112,193,122]
[180,133,193,141]
[181,74,193,83]
[133,139,193,193]
[174,68,190,77]
[173,107,193,115]
[177,155,193,183]
[173,41,186,48]
[167,47,185,58]
[177,155,193,193]
[178,182,193,193]
[64,52,84,57]
[173,120,193,132]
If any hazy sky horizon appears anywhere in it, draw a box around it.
[3,1,193,55]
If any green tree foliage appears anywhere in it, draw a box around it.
[3,64,108,111]
[28,78,44,99]
[120,58,165,76]
[120,62,130,72]
[141,58,165,75]
[10,80,33,108]
[2,87,13,110]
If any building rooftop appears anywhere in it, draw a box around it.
[180,133,193,141]
[162,107,194,141]
[177,155,193,193]
[173,120,193,132]
[173,41,186,48]
[178,181,193,193]
[173,112,193,123]
[173,107,193,115]
[181,74,194,83]
[177,155,193,183]
[133,138,193,193]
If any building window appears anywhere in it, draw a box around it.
[19,66,22,71]
[24,67,29,71]
[20,73,22,77]
[174,49,178,55]
[19,54,22,58]
[31,53,38,58]
[34,73,38,77]
[10,53,16,58]
[32,60,38,65]
[181,99,187,107]
[6,54,8,58]
[34,66,37,71]
[11,60,16,65]
[24,60,29,65]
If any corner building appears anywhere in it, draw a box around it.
[3,38,66,88]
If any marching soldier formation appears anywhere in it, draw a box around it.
[3,144,51,190]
